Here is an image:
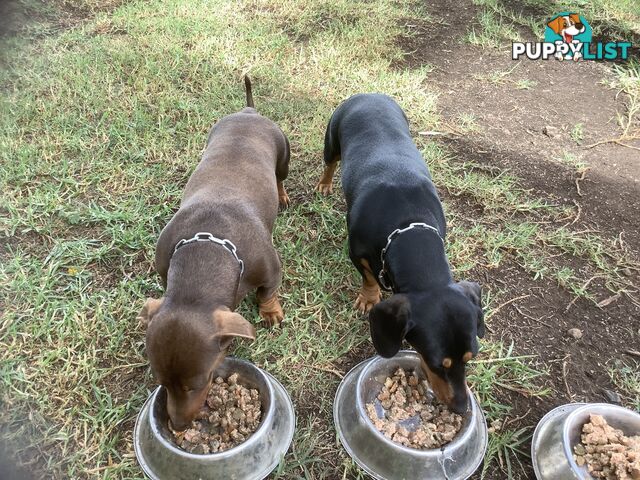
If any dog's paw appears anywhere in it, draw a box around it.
[354,291,381,314]
[259,297,284,327]
[260,309,284,327]
[279,191,290,208]
[315,182,333,196]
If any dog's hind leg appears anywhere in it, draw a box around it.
[256,248,284,327]
[316,118,340,195]
[276,132,291,207]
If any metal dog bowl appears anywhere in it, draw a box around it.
[134,357,295,480]
[532,403,640,479]
[334,350,488,480]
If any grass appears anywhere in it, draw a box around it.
[570,123,585,145]
[608,359,640,411]
[515,79,536,90]
[467,0,640,44]
[556,152,587,172]
[466,7,522,48]
[0,0,638,479]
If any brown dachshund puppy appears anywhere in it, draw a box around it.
[138,76,290,430]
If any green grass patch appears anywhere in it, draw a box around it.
[608,359,640,411]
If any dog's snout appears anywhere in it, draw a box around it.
[167,406,192,431]
[166,397,195,431]
[449,388,470,414]
[450,401,468,415]
[168,416,190,431]
[575,22,585,31]
[450,395,470,414]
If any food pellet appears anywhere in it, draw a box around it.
[366,367,463,450]
[169,373,262,454]
[573,414,640,480]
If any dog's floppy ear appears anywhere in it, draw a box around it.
[212,309,256,349]
[368,294,412,358]
[138,297,164,327]
[457,281,485,338]
[547,16,565,34]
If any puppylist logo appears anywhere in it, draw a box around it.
[512,12,632,61]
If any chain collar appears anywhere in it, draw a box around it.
[172,232,244,276]
[378,222,444,291]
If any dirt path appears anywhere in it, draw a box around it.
[403,0,639,252]
[399,1,640,478]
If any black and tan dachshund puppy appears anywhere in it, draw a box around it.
[316,93,484,413]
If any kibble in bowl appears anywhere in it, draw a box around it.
[560,403,640,480]
[572,414,640,479]
[365,367,463,450]
[169,373,263,454]
[334,351,488,480]
[134,357,296,480]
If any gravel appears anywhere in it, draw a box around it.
[366,367,463,450]
[169,373,262,454]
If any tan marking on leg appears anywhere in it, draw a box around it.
[421,357,454,405]
[354,258,382,314]
[277,180,290,208]
[258,293,284,327]
[315,157,339,196]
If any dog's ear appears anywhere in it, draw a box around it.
[475,306,485,339]
[457,281,481,306]
[138,297,164,327]
[457,281,485,338]
[547,16,565,34]
[368,295,412,358]
[212,309,256,349]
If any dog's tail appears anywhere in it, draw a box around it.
[244,75,254,109]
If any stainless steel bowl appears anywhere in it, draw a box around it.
[334,350,488,480]
[532,403,640,480]
[134,357,295,480]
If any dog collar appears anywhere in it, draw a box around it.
[172,232,245,276]
[378,222,444,291]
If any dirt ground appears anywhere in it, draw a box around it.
[400,0,640,478]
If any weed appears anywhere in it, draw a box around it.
[570,123,585,145]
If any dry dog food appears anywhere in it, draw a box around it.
[366,367,463,449]
[573,414,640,479]
[170,373,262,454]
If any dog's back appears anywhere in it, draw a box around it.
[325,94,444,243]
[154,78,289,287]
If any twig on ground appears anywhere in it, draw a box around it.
[565,275,601,311]
[560,200,582,228]
[562,355,573,400]
[574,168,590,196]
[570,200,582,225]
[497,383,534,396]
[596,293,621,308]
[624,350,640,359]
[584,129,640,151]
[307,364,344,379]
[505,408,532,427]
[418,130,460,137]
[486,294,531,321]
[513,304,553,329]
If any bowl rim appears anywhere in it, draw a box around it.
[561,402,640,475]
[149,357,276,459]
[355,350,476,456]
[530,402,585,480]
